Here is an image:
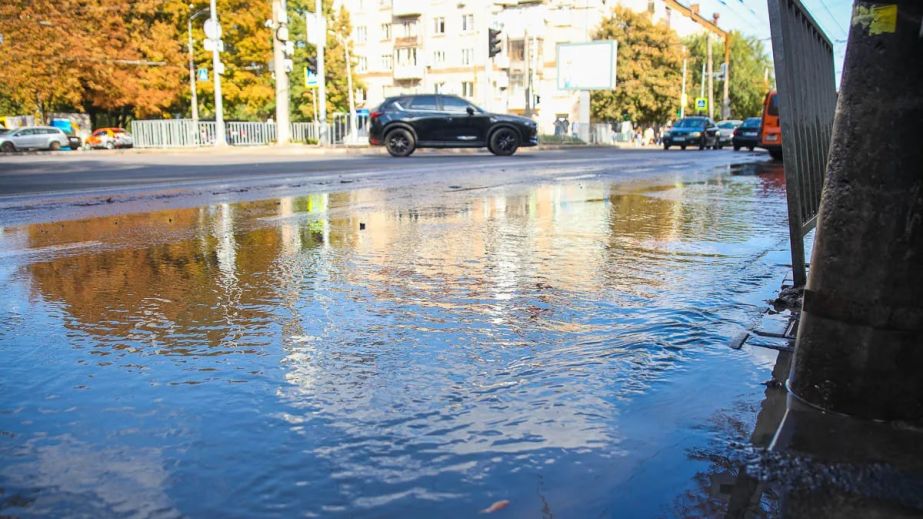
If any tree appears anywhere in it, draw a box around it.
[591,7,685,127]
[684,31,774,119]
[286,1,364,121]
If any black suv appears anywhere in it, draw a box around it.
[368,94,538,157]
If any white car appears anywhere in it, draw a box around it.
[716,120,742,149]
[0,126,70,152]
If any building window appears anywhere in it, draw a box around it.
[358,56,368,73]
[434,17,445,34]
[461,81,474,97]
[432,50,445,65]
[381,54,393,70]
[355,25,367,43]
[461,14,474,32]
[398,20,418,38]
[509,39,525,61]
[461,48,473,65]
[380,23,391,40]
[397,47,417,66]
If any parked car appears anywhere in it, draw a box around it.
[732,117,763,151]
[760,91,783,160]
[662,117,720,150]
[66,133,82,150]
[716,120,742,148]
[0,126,70,152]
[87,127,134,149]
[368,94,538,157]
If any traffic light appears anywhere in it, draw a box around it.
[488,28,502,58]
[306,56,317,73]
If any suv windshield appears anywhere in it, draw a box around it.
[742,117,761,128]
[675,118,706,128]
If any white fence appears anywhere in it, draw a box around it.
[131,116,369,148]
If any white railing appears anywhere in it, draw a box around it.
[132,118,369,148]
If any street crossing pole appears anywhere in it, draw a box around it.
[314,0,327,145]
[208,0,227,146]
[707,34,714,120]
[680,54,687,119]
[272,0,292,144]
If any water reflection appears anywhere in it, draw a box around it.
[1,165,799,517]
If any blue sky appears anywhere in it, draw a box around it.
[685,0,853,81]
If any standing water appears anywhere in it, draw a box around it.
[1,163,797,517]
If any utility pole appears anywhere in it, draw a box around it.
[680,52,687,119]
[700,62,705,98]
[340,35,357,144]
[722,35,731,119]
[312,0,327,145]
[788,0,923,421]
[272,0,291,144]
[522,29,532,117]
[207,0,226,146]
[187,9,207,125]
[706,33,714,120]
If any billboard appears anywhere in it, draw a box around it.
[556,41,618,91]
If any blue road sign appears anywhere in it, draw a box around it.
[305,68,318,88]
[197,68,208,82]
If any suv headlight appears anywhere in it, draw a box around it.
[690,131,702,137]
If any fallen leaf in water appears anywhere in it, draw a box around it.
[480,500,510,514]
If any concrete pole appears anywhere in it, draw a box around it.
[272,0,291,144]
[700,62,705,99]
[722,35,731,119]
[524,30,531,116]
[344,38,357,144]
[680,56,687,119]
[789,0,923,421]
[209,0,226,146]
[187,16,199,124]
[706,34,714,120]
[314,0,327,145]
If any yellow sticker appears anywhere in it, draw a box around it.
[852,4,898,35]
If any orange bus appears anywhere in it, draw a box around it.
[760,90,782,160]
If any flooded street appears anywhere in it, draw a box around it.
[1,160,808,517]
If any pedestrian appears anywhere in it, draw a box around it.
[643,127,654,146]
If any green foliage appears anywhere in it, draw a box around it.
[591,7,685,126]
[684,31,774,119]
[287,1,365,121]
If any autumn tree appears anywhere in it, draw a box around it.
[591,7,685,126]
[684,31,774,119]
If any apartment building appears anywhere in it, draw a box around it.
[342,0,704,134]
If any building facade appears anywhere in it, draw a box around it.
[341,0,704,134]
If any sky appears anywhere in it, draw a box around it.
[684,0,853,81]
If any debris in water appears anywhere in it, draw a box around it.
[359,222,366,230]
[480,500,510,514]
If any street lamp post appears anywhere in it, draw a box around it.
[187,7,209,127]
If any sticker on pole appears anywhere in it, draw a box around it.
[204,18,222,40]
[695,97,708,111]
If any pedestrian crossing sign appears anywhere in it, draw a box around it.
[305,68,318,88]
[695,97,708,112]
[197,68,208,82]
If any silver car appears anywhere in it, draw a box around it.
[0,126,71,152]
[716,120,742,149]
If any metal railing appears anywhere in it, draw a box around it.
[132,117,369,148]
[768,0,838,286]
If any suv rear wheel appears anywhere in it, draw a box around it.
[49,141,61,151]
[489,127,519,156]
[385,128,415,157]
[1,142,15,153]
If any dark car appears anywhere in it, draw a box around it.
[732,117,762,151]
[662,117,720,150]
[368,94,538,157]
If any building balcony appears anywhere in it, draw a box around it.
[391,0,422,16]
[393,63,424,80]
[394,36,419,47]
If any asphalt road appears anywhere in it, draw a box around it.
[0,146,773,225]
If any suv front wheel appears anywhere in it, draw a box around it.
[489,127,519,156]
[385,128,415,157]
